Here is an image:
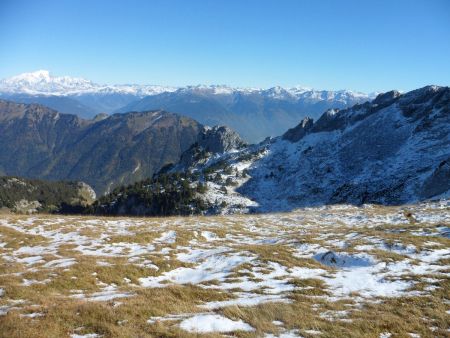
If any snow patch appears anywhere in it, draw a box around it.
[179,313,254,333]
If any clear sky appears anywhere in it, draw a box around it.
[0,0,449,92]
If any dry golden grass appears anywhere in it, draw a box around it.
[0,203,448,338]
[0,225,49,249]
[0,284,234,338]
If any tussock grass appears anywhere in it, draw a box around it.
[0,225,48,249]
[236,244,325,269]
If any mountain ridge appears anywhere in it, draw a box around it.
[116,85,374,142]
[0,100,204,194]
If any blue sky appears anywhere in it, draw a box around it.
[0,0,449,92]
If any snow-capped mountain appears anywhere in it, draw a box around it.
[0,70,179,118]
[153,85,449,214]
[169,84,371,101]
[0,70,176,96]
[0,70,93,95]
[0,70,372,99]
[0,70,376,139]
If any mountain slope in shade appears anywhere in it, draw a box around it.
[0,100,202,194]
[0,94,96,118]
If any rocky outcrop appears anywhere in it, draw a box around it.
[310,108,345,132]
[92,113,109,122]
[372,90,401,105]
[197,126,247,153]
[282,117,314,142]
[176,125,246,170]
[73,182,97,206]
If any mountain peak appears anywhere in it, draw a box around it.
[0,70,177,96]
[14,69,52,81]
[0,70,94,95]
[8,69,90,84]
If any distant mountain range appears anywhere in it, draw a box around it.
[0,70,376,142]
[0,70,176,119]
[115,85,375,142]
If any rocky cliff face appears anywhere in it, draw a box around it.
[282,117,314,142]
[0,100,203,194]
[175,125,246,171]
[198,126,247,153]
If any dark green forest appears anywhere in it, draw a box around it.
[87,172,208,216]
